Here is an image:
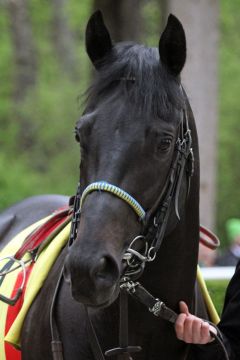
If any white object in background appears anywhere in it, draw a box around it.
[201,266,235,280]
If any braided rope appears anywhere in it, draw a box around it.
[80,182,146,221]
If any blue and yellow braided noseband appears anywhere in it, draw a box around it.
[80,181,146,221]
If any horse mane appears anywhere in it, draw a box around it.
[86,42,185,119]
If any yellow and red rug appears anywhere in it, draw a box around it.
[0,213,71,360]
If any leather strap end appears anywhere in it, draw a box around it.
[51,341,64,360]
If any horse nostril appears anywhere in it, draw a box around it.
[91,255,119,284]
[95,257,107,276]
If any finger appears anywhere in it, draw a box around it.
[179,301,189,316]
[175,313,187,340]
[192,317,202,343]
[209,325,217,337]
[182,315,194,343]
[200,321,212,344]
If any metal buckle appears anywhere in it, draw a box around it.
[69,183,81,246]
[0,256,27,306]
[120,280,139,294]
[149,299,163,316]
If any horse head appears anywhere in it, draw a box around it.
[64,11,194,308]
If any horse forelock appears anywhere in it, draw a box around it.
[85,42,185,120]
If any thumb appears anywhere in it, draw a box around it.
[179,301,189,316]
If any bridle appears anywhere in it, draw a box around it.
[69,101,194,281]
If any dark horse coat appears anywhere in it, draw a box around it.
[0,11,210,360]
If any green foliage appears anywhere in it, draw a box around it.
[142,0,162,46]
[217,1,240,246]
[0,1,90,211]
[206,279,229,316]
[0,152,39,209]
[17,76,81,193]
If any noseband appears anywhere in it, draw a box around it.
[80,181,146,221]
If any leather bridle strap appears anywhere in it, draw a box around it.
[105,290,141,359]
[50,267,64,360]
[121,281,178,323]
[86,291,141,360]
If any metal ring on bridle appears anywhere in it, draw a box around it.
[123,235,148,268]
[147,247,156,262]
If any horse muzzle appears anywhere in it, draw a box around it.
[63,252,121,307]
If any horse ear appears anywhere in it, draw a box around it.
[159,14,186,76]
[85,10,113,68]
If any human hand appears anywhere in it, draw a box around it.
[175,301,217,344]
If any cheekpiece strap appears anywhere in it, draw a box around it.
[80,181,146,221]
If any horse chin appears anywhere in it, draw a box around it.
[71,282,120,308]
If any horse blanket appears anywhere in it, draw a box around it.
[0,214,71,360]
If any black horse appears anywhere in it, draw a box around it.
[0,195,69,250]
[3,12,203,360]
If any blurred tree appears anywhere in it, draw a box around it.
[217,0,240,246]
[142,0,162,46]
[163,0,219,233]
[93,0,143,42]
[6,0,37,102]
[51,0,78,79]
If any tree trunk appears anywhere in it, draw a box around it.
[51,0,77,79]
[93,0,143,42]
[163,0,219,234]
[7,0,37,102]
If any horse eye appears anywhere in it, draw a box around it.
[158,138,172,152]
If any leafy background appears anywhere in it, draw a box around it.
[0,0,239,251]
